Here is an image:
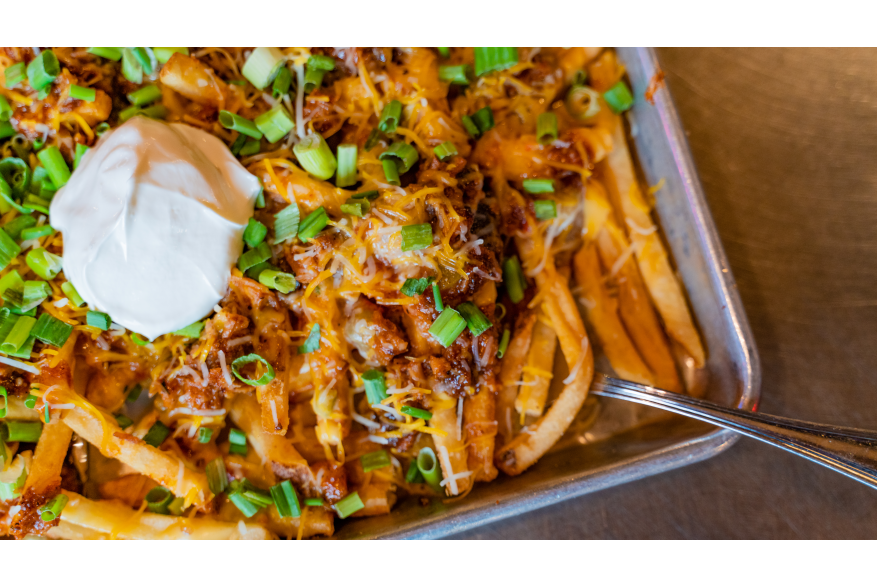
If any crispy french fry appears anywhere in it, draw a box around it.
[514,316,558,418]
[465,382,498,482]
[430,391,470,496]
[496,265,594,476]
[59,491,273,539]
[573,243,654,385]
[349,480,397,517]
[263,504,335,538]
[22,418,72,495]
[603,122,706,367]
[62,405,211,506]
[596,223,682,392]
[47,520,108,540]
[497,312,536,444]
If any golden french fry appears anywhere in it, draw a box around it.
[348,480,397,517]
[514,317,558,418]
[602,122,706,367]
[572,243,654,385]
[497,312,536,445]
[264,504,335,538]
[59,491,273,540]
[22,418,72,495]
[465,382,499,482]
[430,391,470,496]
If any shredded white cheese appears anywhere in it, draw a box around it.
[218,350,233,387]
[351,412,380,430]
[367,434,390,445]
[457,397,464,441]
[436,445,458,495]
[228,335,252,348]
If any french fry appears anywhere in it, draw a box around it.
[264,504,335,538]
[62,405,211,506]
[465,381,498,482]
[47,520,108,540]
[497,312,536,444]
[496,265,594,476]
[59,491,274,539]
[349,480,397,517]
[603,122,706,367]
[514,316,558,418]
[2,395,39,420]
[430,391,470,496]
[596,223,682,392]
[21,418,72,495]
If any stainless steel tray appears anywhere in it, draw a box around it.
[333,47,761,540]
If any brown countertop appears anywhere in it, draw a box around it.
[457,48,877,539]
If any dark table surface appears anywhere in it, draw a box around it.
[457,47,877,539]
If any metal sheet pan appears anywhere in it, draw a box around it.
[332,47,761,540]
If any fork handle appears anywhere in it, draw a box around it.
[591,375,877,490]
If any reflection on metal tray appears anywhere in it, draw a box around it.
[336,47,759,539]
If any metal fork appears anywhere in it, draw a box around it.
[591,374,877,490]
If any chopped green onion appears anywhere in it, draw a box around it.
[141,104,168,120]
[603,81,635,114]
[237,242,272,272]
[153,47,188,64]
[304,497,325,507]
[243,218,267,248]
[228,428,247,447]
[38,493,68,522]
[382,159,400,185]
[496,326,511,356]
[534,199,557,220]
[461,115,480,138]
[4,63,26,89]
[297,206,328,242]
[429,308,466,347]
[401,223,433,252]
[143,421,170,448]
[537,112,558,145]
[0,157,31,197]
[131,333,149,346]
[259,269,297,294]
[400,405,433,420]
[2,216,33,242]
[74,143,89,169]
[379,142,419,173]
[293,133,336,180]
[30,312,68,353]
[503,256,526,303]
[26,50,59,92]
[173,321,204,338]
[0,315,36,353]
[25,248,62,280]
[254,104,295,143]
[335,144,358,188]
[353,190,380,201]
[239,139,261,157]
[438,64,472,85]
[120,48,143,84]
[127,384,142,402]
[303,67,325,94]
[94,122,111,136]
[230,133,247,156]
[36,146,70,188]
[144,486,173,514]
[298,323,321,354]
[432,282,443,311]
[69,84,96,102]
[118,105,141,123]
[61,282,85,307]
[255,188,265,208]
[168,497,186,516]
[231,353,276,386]
[219,111,263,140]
[115,414,133,428]
[3,420,42,442]
[457,301,492,336]
[271,480,301,518]
[274,203,300,243]
[0,122,13,140]
[206,457,228,494]
[0,386,5,418]
[433,141,458,161]
[405,460,424,484]
[21,280,51,312]
[20,225,53,241]
[242,47,285,90]
[0,271,23,298]
[360,449,391,472]
[472,107,494,133]
[437,47,450,58]
[334,491,365,519]
[272,67,291,98]
[130,47,156,75]
[340,198,369,217]
[566,85,601,120]
[362,369,388,405]
[229,443,247,456]
[308,54,335,71]
[127,84,161,106]
[197,427,213,443]
[416,447,443,493]
[24,394,37,409]
[228,491,260,517]
[474,47,519,77]
[87,47,122,61]
[364,129,381,151]
[378,100,402,134]
[0,96,12,121]
[400,276,434,297]
[1,285,23,312]
[21,194,50,215]
[522,178,555,194]
[86,311,111,331]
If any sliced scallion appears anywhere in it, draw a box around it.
[401,223,432,252]
[231,353,276,386]
[219,111,263,140]
[429,308,466,347]
[400,276,434,297]
[25,247,62,280]
[297,206,328,242]
[457,301,492,336]
[603,81,635,114]
[339,198,369,217]
[378,142,419,173]
[4,63,26,89]
[334,491,365,519]
[298,323,321,354]
[293,133,336,180]
[26,50,59,92]
[86,311,111,331]
[416,447,443,493]
[87,47,122,61]
[497,328,511,358]
[473,47,519,77]
[254,104,295,143]
[432,282,443,311]
[152,47,188,64]
[503,256,526,303]
[438,64,472,85]
[433,141,458,161]
[382,159,400,186]
[242,47,285,90]
[522,178,555,194]
[142,421,170,448]
[362,369,388,405]
[172,321,204,338]
[61,282,85,307]
[243,218,268,248]
[206,457,229,494]
[38,493,68,522]
[258,269,297,294]
[360,450,391,472]
[400,405,433,420]
[271,480,301,518]
[274,203,300,243]
[36,146,70,188]
[534,199,557,220]
[335,144,357,188]
[127,85,161,106]
[378,100,402,134]
[537,112,558,145]
[237,242,271,272]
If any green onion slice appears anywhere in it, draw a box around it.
[219,111,263,140]
[496,328,511,359]
[461,115,480,138]
[127,85,161,106]
[120,48,143,84]
[27,50,59,92]
[0,157,32,198]
[334,492,365,519]
[603,81,635,114]
[340,198,369,217]
[242,47,286,90]
[429,308,467,347]
[382,159,400,186]
[297,206,328,242]
[0,315,36,353]
[115,414,133,428]
[25,248,61,280]
[153,47,188,63]
[20,225,53,241]
[228,491,260,517]
[405,460,424,483]
[231,353,276,386]
[566,85,601,121]
[293,133,337,180]
[416,447,444,493]
[272,67,292,98]
[304,498,325,507]
[534,199,558,220]
[254,104,295,143]
[237,242,272,272]
[173,321,204,338]
[85,311,111,331]
[31,311,73,347]
[438,64,472,85]
[259,269,297,294]
[433,141,458,161]
[364,129,381,151]
[197,427,213,443]
[353,190,380,201]
[362,369,388,405]
[457,301,492,336]
[400,405,433,420]
[298,324,321,354]
[206,457,229,494]
[360,449,391,472]
[61,282,85,307]
[503,256,526,303]
[274,203,300,243]
[143,421,170,447]
[378,100,402,134]
[432,282,443,311]
[522,178,555,194]
[38,493,68,522]
[0,96,10,122]
[144,486,173,514]
[271,480,301,518]
[335,144,358,188]
[4,63,26,89]
[537,112,558,145]
[378,142,419,174]
[474,47,519,77]
[87,47,122,61]
[401,223,433,252]
[228,428,247,447]
[74,143,89,169]
[36,146,70,188]
[400,276,434,297]
[243,218,268,248]
[472,107,494,134]
[3,420,42,442]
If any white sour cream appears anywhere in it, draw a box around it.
[50,116,261,339]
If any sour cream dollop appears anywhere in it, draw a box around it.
[50,116,261,339]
